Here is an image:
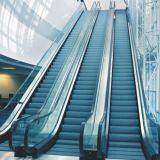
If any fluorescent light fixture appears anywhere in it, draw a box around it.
[2,67,16,70]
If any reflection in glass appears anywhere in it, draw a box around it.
[0,0,80,64]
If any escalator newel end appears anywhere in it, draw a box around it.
[14,146,26,157]
[26,147,39,158]
[151,154,160,160]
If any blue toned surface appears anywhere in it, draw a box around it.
[107,10,146,160]
[0,12,87,151]
[46,11,108,156]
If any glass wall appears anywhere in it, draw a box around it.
[127,0,160,121]
[0,0,81,64]
[84,0,110,9]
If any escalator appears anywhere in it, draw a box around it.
[0,11,87,151]
[11,10,108,158]
[80,8,160,160]
[46,11,108,156]
[20,12,88,117]
[107,10,146,160]
[2,6,158,159]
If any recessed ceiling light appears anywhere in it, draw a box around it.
[2,67,16,70]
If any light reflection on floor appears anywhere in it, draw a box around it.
[0,151,79,160]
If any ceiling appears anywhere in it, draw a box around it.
[0,0,80,65]
[0,54,33,75]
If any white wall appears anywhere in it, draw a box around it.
[0,0,80,65]
[85,0,111,10]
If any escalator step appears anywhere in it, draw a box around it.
[111,106,138,112]
[73,89,94,95]
[63,118,86,125]
[111,112,138,119]
[67,105,91,112]
[111,100,137,106]
[70,100,93,106]
[112,94,136,100]
[61,125,80,132]
[72,94,93,100]
[109,133,141,142]
[110,119,139,126]
[59,132,80,140]
[66,111,90,118]
[107,10,145,159]
[56,139,79,145]
[110,126,139,134]
[109,141,141,148]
